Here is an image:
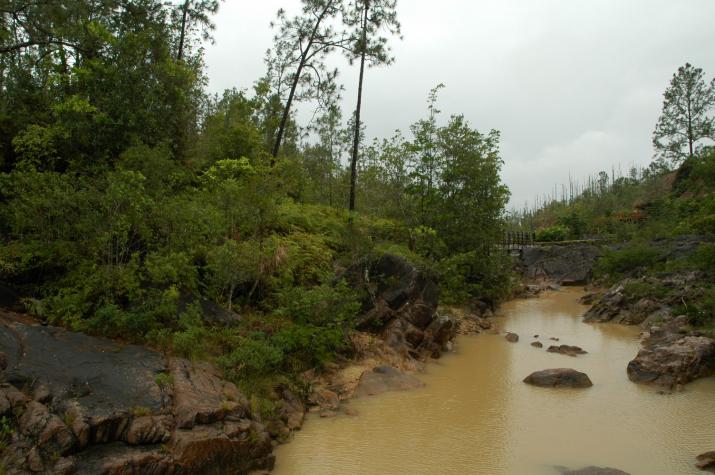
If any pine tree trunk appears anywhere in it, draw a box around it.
[271,62,305,163]
[177,0,189,61]
[272,1,334,164]
[349,0,370,212]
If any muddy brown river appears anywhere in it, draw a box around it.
[273,289,715,474]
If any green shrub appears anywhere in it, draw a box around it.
[536,225,569,242]
[436,251,512,304]
[679,286,715,328]
[218,334,284,379]
[622,281,669,301]
[691,243,715,273]
[595,242,660,278]
[155,372,174,389]
[273,280,359,327]
[412,225,448,259]
[272,323,347,371]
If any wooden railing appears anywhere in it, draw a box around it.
[501,231,536,251]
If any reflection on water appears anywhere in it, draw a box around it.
[273,289,715,475]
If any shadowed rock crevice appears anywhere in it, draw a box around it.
[344,253,457,360]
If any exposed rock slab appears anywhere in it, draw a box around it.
[0,316,276,474]
[354,366,425,398]
[523,368,593,388]
[170,358,247,429]
[519,243,600,285]
[2,322,167,416]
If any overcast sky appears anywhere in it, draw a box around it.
[204,0,715,209]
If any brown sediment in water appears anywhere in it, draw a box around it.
[273,288,715,475]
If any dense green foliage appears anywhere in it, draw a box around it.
[0,1,512,395]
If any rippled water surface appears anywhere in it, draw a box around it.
[273,289,715,475]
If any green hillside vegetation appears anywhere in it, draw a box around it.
[0,1,511,396]
[511,62,715,332]
[513,148,715,332]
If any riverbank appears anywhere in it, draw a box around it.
[273,289,715,475]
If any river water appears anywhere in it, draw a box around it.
[273,289,715,475]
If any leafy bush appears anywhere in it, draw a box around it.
[692,243,715,272]
[273,280,359,327]
[536,225,569,242]
[436,251,512,304]
[218,334,284,379]
[622,281,669,301]
[595,242,660,278]
[679,286,715,328]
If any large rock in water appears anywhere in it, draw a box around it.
[344,254,456,359]
[523,368,593,388]
[519,243,600,285]
[0,316,276,475]
[627,335,715,387]
[547,345,588,357]
[559,467,631,475]
[354,366,425,398]
[696,451,715,472]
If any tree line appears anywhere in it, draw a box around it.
[0,0,511,375]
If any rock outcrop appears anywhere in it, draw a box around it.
[627,331,715,388]
[523,368,593,388]
[344,254,457,359]
[583,272,701,325]
[0,317,276,475]
[354,366,425,398]
[579,268,715,387]
[519,243,601,285]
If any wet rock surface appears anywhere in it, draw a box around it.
[523,368,593,388]
[627,333,715,388]
[583,272,700,325]
[580,268,715,387]
[547,345,588,357]
[519,243,601,285]
[696,451,715,472]
[354,365,425,398]
[0,316,275,475]
[558,467,630,475]
[344,253,457,359]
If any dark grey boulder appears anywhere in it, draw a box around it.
[505,332,519,343]
[523,368,593,388]
[558,466,630,475]
[547,345,588,357]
